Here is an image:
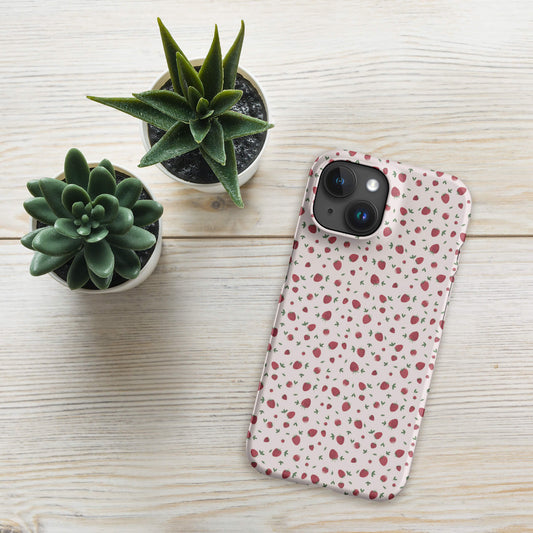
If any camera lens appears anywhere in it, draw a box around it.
[345,201,378,234]
[323,164,356,197]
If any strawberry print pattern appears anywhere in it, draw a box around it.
[247,150,472,501]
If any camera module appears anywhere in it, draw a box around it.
[313,160,389,238]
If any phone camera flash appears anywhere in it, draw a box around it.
[366,179,380,192]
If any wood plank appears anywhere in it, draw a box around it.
[1,0,532,237]
[1,237,532,532]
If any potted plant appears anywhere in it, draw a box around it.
[21,148,163,293]
[88,19,273,208]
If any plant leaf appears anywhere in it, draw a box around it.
[210,90,242,116]
[139,122,198,167]
[134,90,194,123]
[112,246,141,280]
[176,51,204,98]
[196,97,211,117]
[189,118,211,143]
[30,251,75,276]
[131,200,164,227]
[223,20,245,89]
[85,239,114,278]
[188,86,203,109]
[86,227,109,243]
[67,251,90,290]
[87,96,176,131]
[107,206,134,234]
[107,226,156,251]
[39,178,72,218]
[88,166,116,199]
[219,111,272,140]
[23,197,58,225]
[200,140,243,208]
[88,269,113,290]
[157,17,187,96]
[62,184,91,212]
[21,227,45,250]
[199,25,223,100]
[32,226,82,256]
[98,159,116,179]
[64,148,90,188]
[115,178,143,208]
[54,218,80,239]
[93,194,119,224]
[27,179,43,197]
[200,118,226,165]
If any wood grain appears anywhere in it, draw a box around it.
[1,0,532,238]
[1,237,532,532]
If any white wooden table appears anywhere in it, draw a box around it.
[1,1,532,531]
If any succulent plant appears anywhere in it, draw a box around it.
[87,19,273,208]
[21,148,163,290]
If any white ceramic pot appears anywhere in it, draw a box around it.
[140,59,270,193]
[30,164,163,294]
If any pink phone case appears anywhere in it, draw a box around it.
[246,149,472,500]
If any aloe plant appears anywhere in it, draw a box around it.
[21,148,163,290]
[88,19,273,208]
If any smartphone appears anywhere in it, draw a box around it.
[246,149,471,500]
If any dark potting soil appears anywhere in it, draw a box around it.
[148,72,268,184]
[36,170,159,290]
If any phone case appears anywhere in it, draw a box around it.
[246,149,472,500]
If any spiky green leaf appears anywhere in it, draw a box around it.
[176,52,204,99]
[30,251,74,276]
[23,197,58,225]
[139,122,198,167]
[131,200,163,227]
[200,140,243,208]
[189,118,211,143]
[92,194,119,224]
[200,118,226,165]
[98,159,116,179]
[55,218,81,239]
[112,246,141,280]
[62,184,91,213]
[39,178,71,218]
[27,179,43,197]
[223,20,245,89]
[115,178,143,208]
[134,90,194,123]
[196,97,212,119]
[199,25,223,100]
[107,206,134,235]
[188,86,203,109]
[67,251,90,289]
[88,166,116,199]
[219,111,272,140]
[87,96,176,131]
[85,239,114,278]
[21,227,45,250]
[107,226,156,251]
[64,148,90,188]
[157,17,187,96]
[210,90,242,116]
[32,227,82,256]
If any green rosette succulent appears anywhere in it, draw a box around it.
[21,148,163,290]
[88,19,273,208]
